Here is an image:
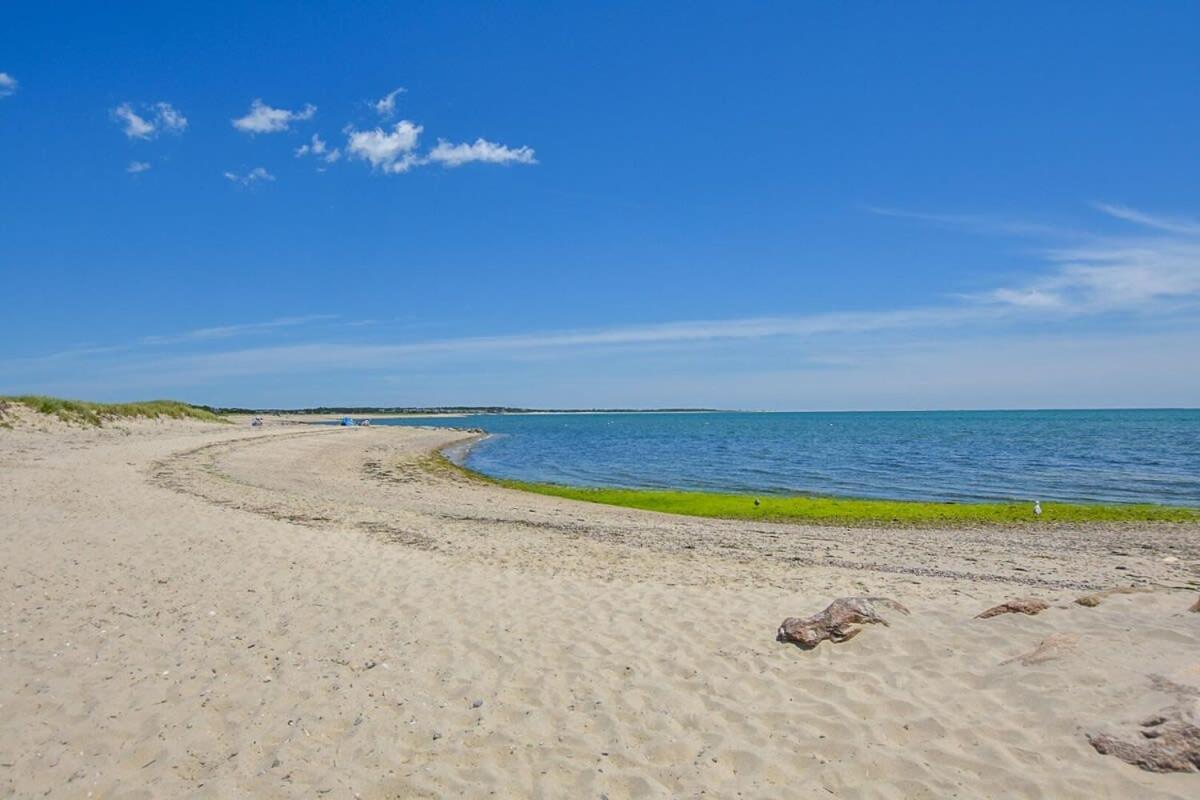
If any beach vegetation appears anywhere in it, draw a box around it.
[429,453,1199,526]
[0,395,227,427]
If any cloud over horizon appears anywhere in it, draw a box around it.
[8,202,1199,406]
[4,197,1195,410]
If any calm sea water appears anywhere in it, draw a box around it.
[371,410,1200,506]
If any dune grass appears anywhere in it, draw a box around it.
[426,452,1198,526]
[0,395,227,427]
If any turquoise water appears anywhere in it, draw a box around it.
[372,410,1200,506]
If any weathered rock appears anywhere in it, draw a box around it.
[1075,585,1153,607]
[976,597,1050,619]
[777,596,909,649]
[1087,702,1200,773]
[1003,633,1080,666]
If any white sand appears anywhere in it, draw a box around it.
[1,412,1198,798]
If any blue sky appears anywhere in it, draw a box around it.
[2,2,1199,409]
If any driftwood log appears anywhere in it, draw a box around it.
[976,598,1049,619]
[1088,705,1200,773]
[1088,675,1200,773]
[777,597,909,649]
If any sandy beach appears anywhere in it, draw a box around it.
[2,412,1198,798]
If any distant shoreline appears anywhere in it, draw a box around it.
[211,406,1200,417]
[214,406,726,416]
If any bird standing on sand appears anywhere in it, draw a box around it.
[1034,500,1042,517]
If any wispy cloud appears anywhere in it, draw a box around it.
[140,314,339,345]
[984,239,1200,313]
[223,166,275,186]
[8,204,1198,405]
[112,102,188,139]
[15,308,996,386]
[0,72,17,98]
[232,99,316,134]
[373,87,406,118]
[944,205,1200,314]
[865,206,1075,238]
[126,161,152,174]
[868,203,1200,316]
[427,138,536,167]
[294,133,341,165]
[1092,202,1200,236]
[1,315,340,373]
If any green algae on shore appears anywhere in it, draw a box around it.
[426,452,1200,527]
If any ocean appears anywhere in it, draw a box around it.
[371,410,1200,506]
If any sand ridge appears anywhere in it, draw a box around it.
[2,417,1198,797]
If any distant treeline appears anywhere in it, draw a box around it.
[205,406,720,415]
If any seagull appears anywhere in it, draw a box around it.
[1033,500,1042,517]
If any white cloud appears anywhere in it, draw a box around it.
[112,104,154,138]
[232,99,316,134]
[345,121,423,173]
[0,72,17,98]
[154,102,188,134]
[345,124,537,175]
[985,288,1061,309]
[875,202,1200,316]
[223,166,275,186]
[112,101,188,139]
[294,133,341,164]
[373,87,406,118]
[981,238,1200,315]
[126,161,152,174]
[427,138,537,167]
